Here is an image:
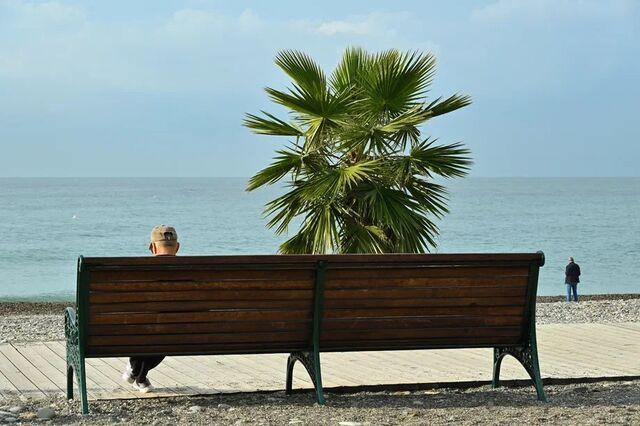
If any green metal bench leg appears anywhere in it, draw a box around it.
[493,341,547,402]
[66,365,74,400]
[492,349,503,389]
[66,352,89,414]
[78,362,89,415]
[285,351,325,404]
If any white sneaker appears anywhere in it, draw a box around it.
[122,363,135,384]
[132,379,154,393]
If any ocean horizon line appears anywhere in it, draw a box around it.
[1,176,639,179]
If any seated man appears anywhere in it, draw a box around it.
[122,225,180,392]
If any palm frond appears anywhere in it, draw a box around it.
[263,181,306,234]
[424,94,472,118]
[246,148,304,191]
[279,204,340,254]
[243,111,304,136]
[359,50,436,115]
[330,47,371,93]
[410,140,472,178]
[300,160,377,201]
[275,50,327,97]
[405,178,450,219]
[340,221,387,254]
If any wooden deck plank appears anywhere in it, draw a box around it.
[0,349,46,398]
[0,344,61,396]
[27,342,99,398]
[317,351,400,387]
[609,322,640,333]
[182,354,261,392]
[540,325,639,376]
[0,368,19,399]
[160,356,224,394]
[14,344,67,395]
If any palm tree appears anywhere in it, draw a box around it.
[244,47,472,254]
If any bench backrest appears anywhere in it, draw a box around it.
[76,253,544,358]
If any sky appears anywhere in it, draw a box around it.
[1,0,639,177]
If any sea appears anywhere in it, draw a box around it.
[1,177,638,300]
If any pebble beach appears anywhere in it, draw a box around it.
[1,295,639,425]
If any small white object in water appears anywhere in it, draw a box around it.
[72,215,77,219]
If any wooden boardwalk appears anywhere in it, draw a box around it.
[0,323,638,401]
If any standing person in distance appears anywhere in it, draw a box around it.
[122,225,180,392]
[565,256,581,302]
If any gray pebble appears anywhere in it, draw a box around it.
[37,406,55,419]
[4,417,18,423]
[188,405,202,413]
[8,406,22,414]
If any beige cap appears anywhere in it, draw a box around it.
[149,225,178,249]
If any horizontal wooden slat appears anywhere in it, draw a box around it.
[324,296,524,309]
[326,266,530,280]
[87,316,523,337]
[320,336,521,351]
[321,326,521,341]
[322,316,523,330]
[88,330,309,346]
[90,279,314,292]
[90,299,313,313]
[324,287,525,300]
[89,266,531,284]
[86,342,308,357]
[89,310,312,325]
[89,293,524,314]
[325,276,528,290]
[89,289,312,304]
[83,336,531,357]
[89,320,312,336]
[86,335,524,356]
[323,306,524,319]
[82,252,544,268]
[90,269,314,283]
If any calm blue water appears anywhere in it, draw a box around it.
[0,177,638,300]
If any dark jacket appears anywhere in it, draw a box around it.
[565,262,581,284]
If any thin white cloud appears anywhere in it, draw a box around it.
[291,12,413,37]
[163,7,262,36]
[1,0,86,29]
[470,0,634,23]
[316,19,373,36]
[164,8,225,34]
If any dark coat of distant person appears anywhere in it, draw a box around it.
[565,261,581,284]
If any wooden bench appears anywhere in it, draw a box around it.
[65,252,546,414]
